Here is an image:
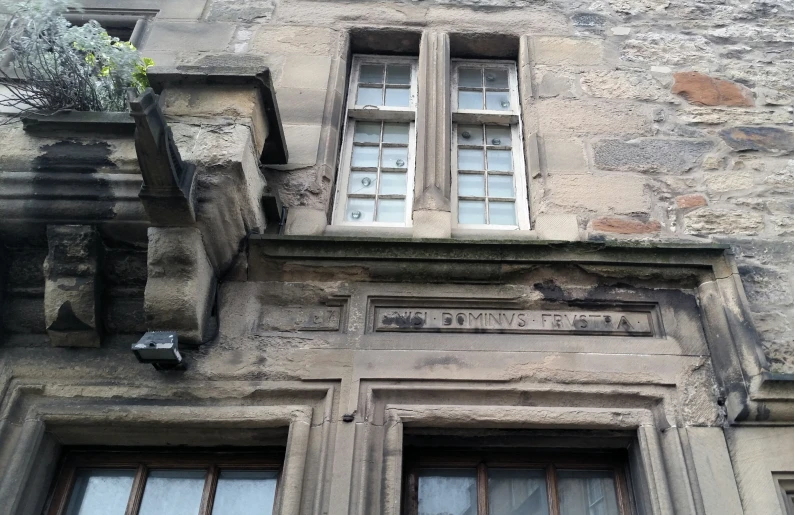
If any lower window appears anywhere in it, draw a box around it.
[47,450,283,515]
[404,451,632,515]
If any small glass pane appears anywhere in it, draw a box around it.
[558,470,620,515]
[382,147,408,169]
[458,149,484,170]
[486,91,511,111]
[380,172,407,195]
[459,90,483,110]
[386,64,411,85]
[458,67,483,88]
[459,200,487,224]
[418,469,478,515]
[357,86,383,106]
[487,149,513,171]
[383,123,410,144]
[354,122,381,143]
[488,469,550,515]
[486,125,512,147]
[385,87,410,107]
[484,68,509,89]
[139,470,205,515]
[65,469,135,515]
[351,146,379,168]
[377,199,405,222]
[359,64,384,84]
[489,201,517,225]
[346,198,375,222]
[349,171,377,195]
[458,125,484,146]
[459,174,485,197]
[488,174,515,198]
[212,470,279,515]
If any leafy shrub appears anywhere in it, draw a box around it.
[0,0,153,118]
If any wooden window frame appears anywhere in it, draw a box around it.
[402,449,633,515]
[332,55,418,228]
[46,449,284,515]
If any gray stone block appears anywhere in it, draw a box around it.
[207,0,276,22]
[535,214,581,241]
[593,138,712,173]
[277,88,329,125]
[279,55,333,91]
[533,37,604,65]
[543,137,588,173]
[720,127,794,152]
[145,22,235,53]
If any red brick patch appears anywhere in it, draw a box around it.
[591,217,662,234]
[676,194,708,209]
[672,72,754,107]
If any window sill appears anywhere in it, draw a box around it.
[451,227,538,240]
[325,224,414,238]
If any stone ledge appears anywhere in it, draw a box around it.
[21,111,135,135]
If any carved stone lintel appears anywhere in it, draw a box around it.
[130,89,197,226]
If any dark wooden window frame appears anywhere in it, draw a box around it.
[403,450,633,515]
[47,449,284,515]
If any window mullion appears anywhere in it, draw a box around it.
[547,464,561,515]
[477,462,489,515]
[198,465,219,515]
[125,464,147,515]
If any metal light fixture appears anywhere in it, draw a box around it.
[132,331,185,370]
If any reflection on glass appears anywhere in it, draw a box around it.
[459,90,483,110]
[488,174,515,198]
[488,469,550,515]
[352,146,379,168]
[459,174,485,197]
[354,122,381,143]
[383,123,410,144]
[359,64,384,84]
[346,198,375,222]
[349,171,377,194]
[377,199,405,222]
[489,201,517,225]
[139,470,205,515]
[212,470,278,515]
[484,68,509,89]
[380,173,407,195]
[458,125,484,145]
[486,91,511,111]
[382,147,408,169]
[486,126,512,146]
[458,68,482,88]
[458,149,484,170]
[487,150,512,171]
[386,65,411,85]
[459,200,487,225]
[385,87,410,107]
[558,470,620,515]
[65,469,135,515]
[418,469,478,515]
[357,86,383,106]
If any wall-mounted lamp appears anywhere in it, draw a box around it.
[132,331,185,370]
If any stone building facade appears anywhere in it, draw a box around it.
[1,0,794,513]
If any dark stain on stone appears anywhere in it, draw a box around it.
[756,403,771,421]
[572,12,607,29]
[718,126,794,152]
[35,141,116,173]
[533,280,566,301]
[47,301,94,332]
[380,311,426,328]
[420,355,465,368]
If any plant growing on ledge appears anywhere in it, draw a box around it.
[0,0,154,122]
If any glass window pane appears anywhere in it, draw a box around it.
[459,174,486,197]
[487,150,513,171]
[359,64,384,84]
[377,199,405,223]
[385,87,410,107]
[352,146,379,168]
[139,470,205,515]
[458,149,484,170]
[354,122,381,143]
[357,86,383,106]
[459,200,486,224]
[488,469,550,515]
[380,172,407,195]
[488,174,515,198]
[558,470,620,515]
[349,171,377,195]
[418,469,478,515]
[383,123,410,144]
[489,201,517,225]
[458,68,483,88]
[382,147,408,169]
[459,90,483,110]
[386,64,411,85]
[346,198,375,222]
[458,125,484,146]
[486,91,511,111]
[212,470,278,515]
[484,68,509,89]
[65,469,135,515]
[486,126,512,147]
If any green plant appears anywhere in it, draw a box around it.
[0,0,154,119]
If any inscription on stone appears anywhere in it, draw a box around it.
[374,308,654,336]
